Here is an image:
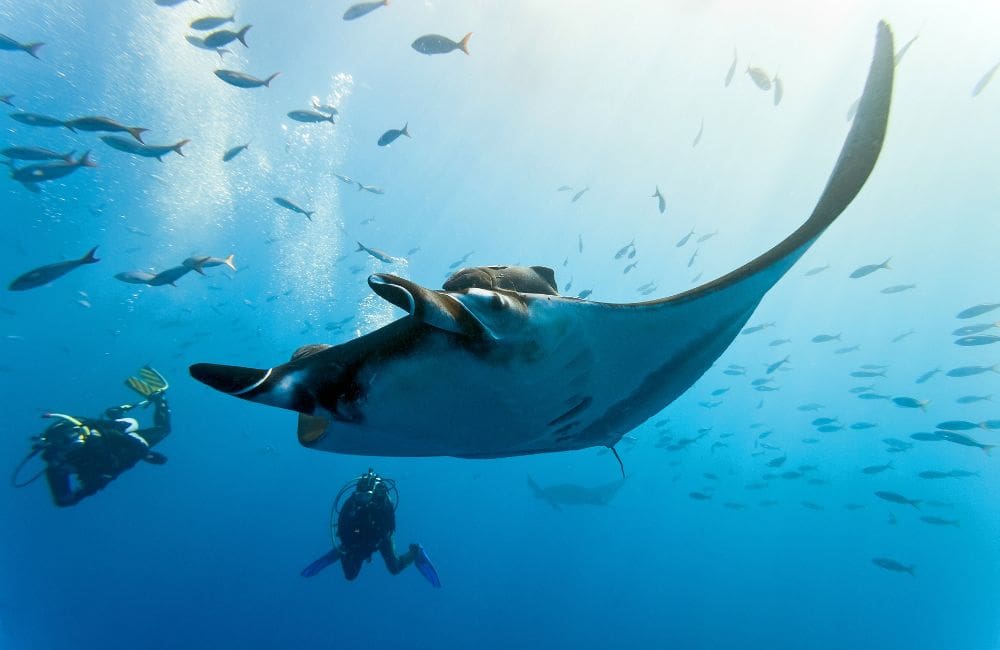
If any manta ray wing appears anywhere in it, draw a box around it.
[190,22,894,458]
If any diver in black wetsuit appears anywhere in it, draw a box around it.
[12,366,172,507]
[301,469,439,585]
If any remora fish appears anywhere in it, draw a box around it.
[356,242,406,264]
[288,110,335,124]
[189,22,894,460]
[101,136,188,161]
[214,70,280,88]
[2,147,74,162]
[344,0,390,21]
[9,246,99,290]
[412,33,472,56]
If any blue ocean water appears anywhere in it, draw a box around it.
[2,1,999,648]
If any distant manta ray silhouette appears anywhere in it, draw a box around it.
[190,22,895,459]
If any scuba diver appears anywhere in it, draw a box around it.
[11,366,172,507]
[301,468,441,587]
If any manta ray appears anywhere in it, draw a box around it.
[191,22,894,459]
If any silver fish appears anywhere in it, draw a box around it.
[614,239,635,260]
[651,186,666,214]
[412,33,471,56]
[64,116,148,142]
[914,367,940,384]
[101,136,188,160]
[849,258,891,278]
[571,186,589,202]
[191,15,236,31]
[861,461,893,475]
[724,48,737,87]
[356,242,406,264]
[946,364,999,378]
[0,33,43,59]
[214,69,280,88]
[288,110,335,124]
[343,0,390,21]
[955,334,1000,346]
[378,124,410,146]
[873,557,915,576]
[880,284,915,294]
[773,73,784,106]
[9,112,64,128]
[223,143,249,162]
[2,146,73,162]
[204,25,251,49]
[804,264,830,276]
[676,228,695,248]
[356,181,385,195]
[273,197,314,220]
[183,254,236,274]
[972,61,1000,98]
[875,490,920,509]
[956,303,1000,319]
[692,118,703,148]
[9,246,99,290]
[747,66,772,90]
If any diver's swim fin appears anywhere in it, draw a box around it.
[414,544,441,588]
[125,366,169,397]
[301,549,340,578]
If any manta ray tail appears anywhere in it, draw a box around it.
[610,446,625,478]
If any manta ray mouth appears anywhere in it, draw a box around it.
[190,363,272,395]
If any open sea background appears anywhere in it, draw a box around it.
[1,1,998,648]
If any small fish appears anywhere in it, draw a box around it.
[812,417,837,426]
[724,48,737,87]
[378,123,410,146]
[622,261,639,275]
[956,395,991,404]
[861,461,893,475]
[576,289,593,300]
[804,264,830,276]
[835,345,861,354]
[64,116,148,142]
[688,492,712,501]
[917,470,949,479]
[344,0,390,21]
[191,14,236,31]
[571,187,590,203]
[214,70,280,88]
[710,388,729,397]
[881,284,916,294]
[817,424,843,433]
[2,147,74,162]
[801,438,820,444]
[909,432,944,442]
[741,322,774,336]
[311,100,339,116]
[9,112,64,128]
[849,258,891,278]
[769,338,791,347]
[183,254,236,274]
[357,242,405,264]
[811,333,841,343]
[692,119,703,148]
[204,25,252,49]
[844,503,865,511]
[872,558,915,577]
[0,33,43,59]
[696,230,718,244]
[10,151,96,185]
[288,110,335,124]
[147,265,194,287]
[936,420,978,431]
[801,501,824,511]
[273,197,314,220]
[850,370,885,378]
[955,334,1000,347]
[412,33,472,56]
[651,186,666,214]
[687,249,698,268]
[892,396,928,410]
[577,235,583,253]
[952,322,998,336]
[947,364,999,378]
[333,172,354,185]
[920,516,959,527]
[858,393,890,401]
[937,431,995,454]
[746,65,772,90]
[947,469,978,478]
[101,136,188,161]
[184,35,230,58]
[882,438,911,449]
[797,403,824,412]
[891,329,916,343]
[851,422,878,430]
[722,368,746,377]
[765,355,789,374]
[781,471,802,480]
[563,277,573,292]
[676,229,695,248]
[223,143,249,162]
[356,182,385,195]
[914,368,940,384]
[956,303,1000,319]
[766,456,787,468]
[875,490,920,509]
[773,73,784,106]
[557,185,573,192]
[972,61,1000,97]
[614,240,634,260]
[0,95,14,106]
[9,246,99,291]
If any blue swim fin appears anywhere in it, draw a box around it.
[301,549,340,578]
[414,544,441,588]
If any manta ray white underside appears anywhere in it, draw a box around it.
[190,22,895,458]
